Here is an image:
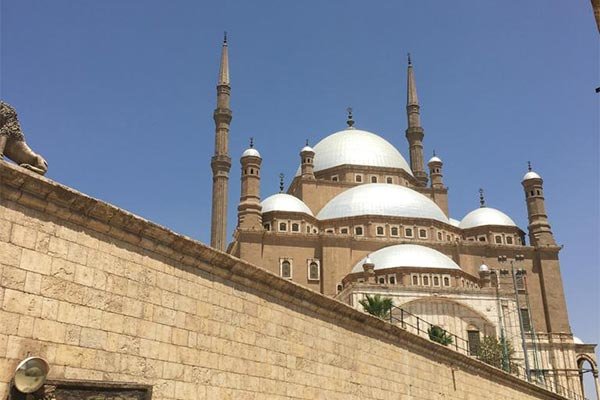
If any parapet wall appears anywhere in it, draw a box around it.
[0,161,567,399]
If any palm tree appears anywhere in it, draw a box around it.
[428,325,453,346]
[359,294,393,319]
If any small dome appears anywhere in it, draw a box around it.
[352,244,461,273]
[522,171,541,181]
[459,207,517,230]
[428,156,443,164]
[479,264,490,272]
[449,218,460,227]
[295,128,412,176]
[300,145,314,153]
[316,183,449,223]
[242,148,261,158]
[260,193,313,216]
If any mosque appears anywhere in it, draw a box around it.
[205,37,599,398]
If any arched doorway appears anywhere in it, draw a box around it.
[577,354,599,400]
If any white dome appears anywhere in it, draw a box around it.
[449,218,460,227]
[428,156,442,164]
[459,207,517,229]
[352,244,461,273]
[316,183,449,223]
[261,193,313,216]
[479,264,490,272]
[300,145,314,153]
[241,148,261,158]
[522,171,541,181]
[295,129,412,176]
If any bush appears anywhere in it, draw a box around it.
[428,325,453,346]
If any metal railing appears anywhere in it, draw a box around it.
[386,305,586,400]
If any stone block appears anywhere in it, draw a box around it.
[2,288,42,317]
[24,271,42,294]
[0,265,26,290]
[50,257,76,280]
[32,318,67,343]
[79,327,108,350]
[0,242,21,267]
[10,224,37,249]
[20,248,52,275]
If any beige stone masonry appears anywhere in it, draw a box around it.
[0,160,569,399]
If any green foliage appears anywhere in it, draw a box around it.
[477,335,516,372]
[427,325,453,346]
[358,294,393,319]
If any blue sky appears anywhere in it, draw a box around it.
[2,0,598,375]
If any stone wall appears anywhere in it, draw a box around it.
[0,161,568,399]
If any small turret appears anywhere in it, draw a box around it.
[300,140,315,180]
[427,151,444,190]
[522,162,556,246]
[237,138,262,230]
[362,256,376,283]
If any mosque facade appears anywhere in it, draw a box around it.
[207,38,598,398]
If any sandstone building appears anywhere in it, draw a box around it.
[205,39,599,399]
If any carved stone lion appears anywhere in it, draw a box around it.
[0,101,48,175]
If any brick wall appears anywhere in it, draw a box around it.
[0,161,566,399]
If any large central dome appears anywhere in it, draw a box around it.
[316,183,449,222]
[295,128,412,176]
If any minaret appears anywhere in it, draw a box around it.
[210,33,232,250]
[405,54,428,186]
[300,140,315,180]
[427,151,444,190]
[522,162,556,246]
[237,138,262,230]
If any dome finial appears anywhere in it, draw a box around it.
[223,31,228,44]
[346,107,355,128]
[279,173,285,193]
[433,149,436,157]
[479,188,486,208]
[408,52,412,66]
[305,139,309,146]
[249,137,254,148]
[527,161,532,172]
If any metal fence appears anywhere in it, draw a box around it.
[386,305,586,400]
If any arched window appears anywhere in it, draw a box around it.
[376,226,384,236]
[308,260,320,281]
[355,174,363,183]
[291,223,300,232]
[263,223,271,231]
[280,260,292,279]
[423,276,429,286]
[391,227,399,236]
[506,236,513,245]
[443,276,450,287]
[495,235,502,244]
[336,283,343,293]
[371,176,378,183]
[467,329,481,356]
[419,229,427,239]
[412,275,419,285]
[386,177,393,184]
[355,226,364,236]
[279,222,287,231]
[433,276,440,286]
[405,228,413,238]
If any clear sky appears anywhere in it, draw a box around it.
[2,0,598,381]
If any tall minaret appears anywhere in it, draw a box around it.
[210,33,232,250]
[405,54,428,187]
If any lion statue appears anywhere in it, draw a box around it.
[0,101,48,175]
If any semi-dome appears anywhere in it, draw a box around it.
[261,193,313,216]
[352,244,461,273]
[449,218,460,227]
[459,207,517,229]
[316,183,449,222]
[295,128,412,176]
[241,148,261,158]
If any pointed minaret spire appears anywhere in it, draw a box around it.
[210,34,233,251]
[405,54,428,186]
[479,188,486,208]
[218,32,230,86]
[249,137,254,148]
[528,161,532,172]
